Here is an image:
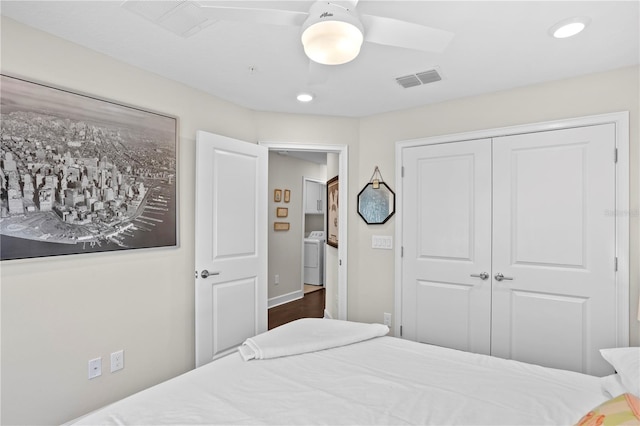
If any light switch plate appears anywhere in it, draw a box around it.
[372,235,393,250]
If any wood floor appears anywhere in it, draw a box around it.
[268,288,325,330]
[304,284,324,294]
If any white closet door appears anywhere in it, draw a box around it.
[491,124,616,376]
[401,139,492,354]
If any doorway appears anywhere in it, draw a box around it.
[260,142,348,321]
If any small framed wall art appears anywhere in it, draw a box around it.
[276,207,288,218]
[274,189,282,202]
[284,189,291,203]
[274,222,290,231]
[357,166,395,225]
[357,182,395,224]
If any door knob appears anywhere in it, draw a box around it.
[470,272,489,280]
[494,273,513,282]
[200,270,220,279]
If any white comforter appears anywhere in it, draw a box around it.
[74,327,608,425]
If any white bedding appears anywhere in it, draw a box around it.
[239,318,389,361]
[73,324,608,425]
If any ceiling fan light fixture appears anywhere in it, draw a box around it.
[301,3,364,65]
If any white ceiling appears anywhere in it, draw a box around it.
[2,1,638,118]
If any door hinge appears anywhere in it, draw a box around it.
[614,148,618,163]
[615,257,618,272]
[400,325,403,337]
[401,246,404,257]
[401,166,405,178]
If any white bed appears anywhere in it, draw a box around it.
[72,319,621,425]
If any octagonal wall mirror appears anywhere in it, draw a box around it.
[357,181,395,225]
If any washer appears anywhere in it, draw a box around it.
[304,231,325,285]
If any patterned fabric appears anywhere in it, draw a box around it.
[576,393,640,426]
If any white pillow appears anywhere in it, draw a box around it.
[600,347,640,397]
[601,373,628,398]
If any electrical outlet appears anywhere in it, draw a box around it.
[88,357,102,379]
[274,274,280,285]
[383,312,392,326]
[110,350,124,373]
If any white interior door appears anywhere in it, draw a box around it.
[491,124,617,376]
[195,131,268,367]
[401,139,492,354]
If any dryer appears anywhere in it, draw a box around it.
[304,231,325,285]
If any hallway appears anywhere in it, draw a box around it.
[268,288,325,330]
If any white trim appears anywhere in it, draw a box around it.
[398,111,630,148]
[394,154,403,337]
[260,142,349,321]
[268,290,303,309]
[395,111,630,346]
[614,112,631,345]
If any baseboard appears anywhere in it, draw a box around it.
[268,290,304,309]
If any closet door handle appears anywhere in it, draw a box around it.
[494,273,513,282]
[470,272,489,280]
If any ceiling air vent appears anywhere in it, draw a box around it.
[396,69,442,89]
[396,75,422,89]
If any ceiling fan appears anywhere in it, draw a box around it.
[123,1,454,66]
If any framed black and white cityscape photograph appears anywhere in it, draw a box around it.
[0,74,178,260]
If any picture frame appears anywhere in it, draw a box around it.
[284,189,290,203]
[276,207,288,218]
[274,189,282,202]
[274,222,290,231]
[357,181,396,225]
[0,74,178,261]
[326,175,339,248]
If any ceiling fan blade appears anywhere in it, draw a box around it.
[332,0,359,10]
[197,3,308,27]
[360,14,454,53]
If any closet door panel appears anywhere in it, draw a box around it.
[509,144,585,266]
[503,290,588,371]
[491,124,616,376]
[415,280,478,352]
[402,139,492,354]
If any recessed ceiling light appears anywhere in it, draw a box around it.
[550,17,590,39]
[297,93,314,103]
